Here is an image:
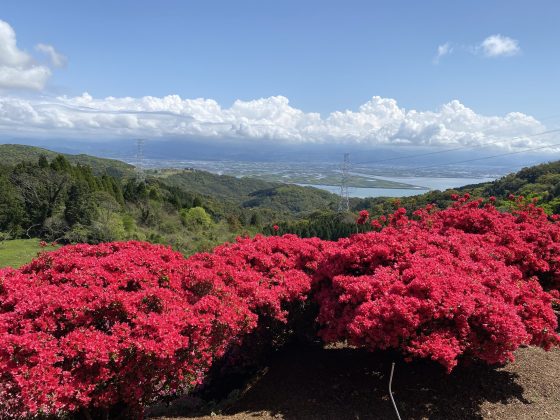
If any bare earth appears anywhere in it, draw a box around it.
[148,345,560,420]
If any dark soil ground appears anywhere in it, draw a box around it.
[148,345,560,420]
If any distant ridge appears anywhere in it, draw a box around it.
[0,144,134,177]
[0,144,340,214]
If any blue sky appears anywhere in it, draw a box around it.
[0,0,559,149]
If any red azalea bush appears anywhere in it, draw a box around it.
[183,234,330,371]
[314,222,558,372]
[315,199,559,372]
[185,234,328,322]
[356,210,369,225]
[1,199,559,418]
[0,242,255,419]
[420,196,560,292]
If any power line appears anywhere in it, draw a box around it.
[353,128,560,166]
[411,140,560,170]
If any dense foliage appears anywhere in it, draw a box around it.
[315,196,559,373]
[0,153,261,254]
[0,197,558,418]
[5,146,560,256]
[0,148,343,255]
[0,144,133,178]
[0,242,255,418]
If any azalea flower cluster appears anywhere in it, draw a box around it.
[0,197,558,418]
[428,196,560,293]
[184,235,329,323]
[183,235,331,369]
[315,197,559,373]
[0,242,255,418]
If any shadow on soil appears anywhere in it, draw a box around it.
[148,344,529,420]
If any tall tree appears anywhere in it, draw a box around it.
[11,165,69,234]
[64,182,95,226]
[0,174,24,232]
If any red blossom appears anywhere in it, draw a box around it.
[0,199,559,417]
[370,220,382,230]
[0,242,255,418]
[356,210,370,225]
[314,202,559,372]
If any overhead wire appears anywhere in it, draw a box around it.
[412,140,560,170]
[352,127,560,166]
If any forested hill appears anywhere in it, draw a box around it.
[354,160,560,217]
[156,169,339,214]
[0,144,134,177]
[0,144,340,214]
[277,159,560,238]
[0,147,339,255]
[1,144,559,255]
[463,160,560,209]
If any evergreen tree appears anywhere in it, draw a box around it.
[250,212,262,226]
[0,174,24,232]
[38,155,49,168]
[50,155,72,172]
[64,182,95,226]
[192,196,203,208]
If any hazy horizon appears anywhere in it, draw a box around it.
[2,1,560,176]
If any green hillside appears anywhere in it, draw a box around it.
[157,169,339,215]
[0,144,134,177]
[0,148,339,258]
[354,160,560,220]
[462,160,560,213]
[157,169,280,200]
[1,144,559,260]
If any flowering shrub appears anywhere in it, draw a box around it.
[184,235,328,322]
[356,210,369,225]
[314,221,558,372]
[183,234,330,376]
[0,199,559,418]
[0,242,255,418]
[425,196,560,292]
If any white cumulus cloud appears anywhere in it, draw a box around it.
[0,20,62,90]
[0,93,549,150]
[479,34,520,57]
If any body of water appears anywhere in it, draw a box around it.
[132,157,499,199]
[300,176,497,198]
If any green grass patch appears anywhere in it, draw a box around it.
[0,239,59,269]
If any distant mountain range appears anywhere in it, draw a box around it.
[2,142,560,220]
[2,138,558,175]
